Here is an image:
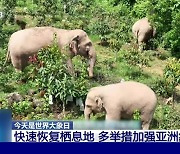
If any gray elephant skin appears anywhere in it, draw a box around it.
[7,27,96,77]
[132,18,156,50]
[84,81,157,130]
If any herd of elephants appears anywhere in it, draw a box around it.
[5,17,157,129]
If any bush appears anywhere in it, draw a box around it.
[12,101,33,116]
[151,58,179,99]
[153,104,180,129]
[0,24,19,48]
[163,58,180,100]
[120,48,151,67]
[133,110,141,121]
[34,39,89,113]
[88,1,132,50]
[152,78,175,98]
[164,58,180,88]
[0,95,52,120]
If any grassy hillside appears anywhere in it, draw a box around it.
[0,37,179,129]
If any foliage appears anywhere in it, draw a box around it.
[34,40,89,111]
[28,0,61,26]
[0,95,52,120]
[164,58,180,88]
[12,100,33,116]
[153,104,180,129]
[1,0,180,55]
[120,48,151,68]
[87,1,132,50]
[0,24,19,48]
[133,110,141,121]
[153,58,180,98]
[1,99,32,117]
[1,0,16,23]
[152,78,175,98]
[33,102,51,115]
[132,0,180,56]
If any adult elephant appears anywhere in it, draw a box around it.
[7,27,96,77]
[132,18,156,51]
[84,81,157,130]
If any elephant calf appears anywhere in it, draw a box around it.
[84,81,157,130]
[7,27,96,77]
[132,18,156,51]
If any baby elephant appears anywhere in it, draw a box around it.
[84,81,157,130]
[132,18,156,51]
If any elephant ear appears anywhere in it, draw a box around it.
[85,42,92,52]
[69,35,79,55]
[95,96,103,110]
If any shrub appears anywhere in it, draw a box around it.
[164,58,180,87]
[153,104,180,129]
[151,58,179,99]
[12,100,33,116]
[1,0,16,23]
[133,110,141,121]
[163,58,180,100]
[121,48,151,67]
[88,1,132,50]
[152,78,175,98]
[0,99,10,109]
[0,24,19,48]
[34,38,89,113]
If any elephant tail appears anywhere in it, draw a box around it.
[135,30,139,44]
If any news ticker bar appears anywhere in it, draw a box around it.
[12,120,141,130]
[12,121,73,130]
[12,130,180,142]
[1,110,180,142]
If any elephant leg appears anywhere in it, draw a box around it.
[105,110,121,121]
[11,54,28,71]
[141,112,153,130]
[88,62,93,78]
[7,56,11,62]
[11,55,22,71]
[138,35,146,51]
[88,57,95,78]
[21,56,29,70]
[66,58,75,76]
[141,122,150,130]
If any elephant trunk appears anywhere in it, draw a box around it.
[85,113,90,120]
[84,107,92,120]
[88,48,96,78]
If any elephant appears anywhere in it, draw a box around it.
[84,81,157,130]
[132,18,156,51]
[7,27,96,77]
